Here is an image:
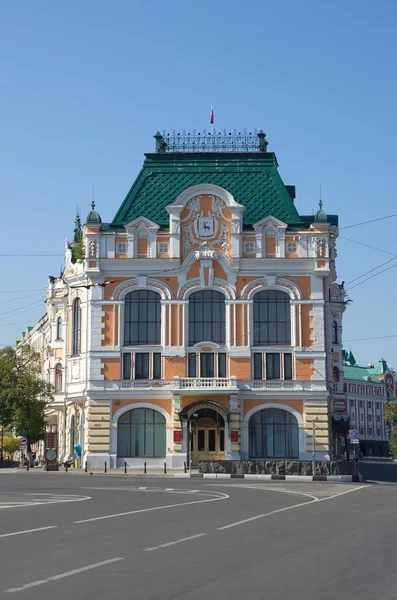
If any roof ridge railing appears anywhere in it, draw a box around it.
[154,129,268,153]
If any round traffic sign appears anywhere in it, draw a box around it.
[46,449,56,461]
[20,437,27,445]
[349,429,359,439]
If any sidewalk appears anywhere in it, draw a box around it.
[0,466,356,482]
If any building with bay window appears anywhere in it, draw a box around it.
[29,129,347,468]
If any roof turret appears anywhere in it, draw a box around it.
[314,200,328,223]
[86,201,102,224]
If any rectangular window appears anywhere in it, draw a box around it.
[197,430,205,452]
[153,353,161,379]
[368,401,372,409]
[376,402,380,410]
[266,353,281,380]
[253,353,263,380]
[377,428,381,436]
[350,399,355,408]
[359,400,363,408]
[218,353,227,378]
[208,430,216,452]
[358,386,363,394]
[220,429,225,451]
[200,353,215,377]
[188,353,197,378]
[368,427,373,436]
[135,353,149,379]
[376,388,380,396]
[360,427,364,435]
[284,353,293,380]
[123,354,132,379]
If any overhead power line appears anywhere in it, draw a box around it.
[345,262,397,291]
[340,213,397,230]
[344,334,397,343]
[345,256,397,286]
[339,236,397,257]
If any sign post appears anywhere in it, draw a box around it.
[349,429,359,480]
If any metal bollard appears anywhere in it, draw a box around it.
[124,461,127,474]
[144,461,147,474]
[85,461,87,473]
[104,461,107,474]
[65,462,68,473]
[164,462,167,474]
[26,462,29,472]
[184,461,187,474]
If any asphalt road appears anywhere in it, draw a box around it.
[0,472,395,599]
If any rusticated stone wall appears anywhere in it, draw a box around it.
[198,460,353,476]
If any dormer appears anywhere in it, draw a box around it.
[253,215,287,258]
[124,216,160,258]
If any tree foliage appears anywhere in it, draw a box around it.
[1,437,21,460]
[0,346,53,448]
[384,402,397,455]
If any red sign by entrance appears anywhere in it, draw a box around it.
[173,430,182,444]
[231,430,239,443]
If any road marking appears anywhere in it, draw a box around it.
[145,533,206,551]
[0,526,57,539]
[217,485,370,530]
[164,488,175,491]
[0,494,91,510]
[138,487,147,490]
[74,492,229,524]
[5,557,124,593]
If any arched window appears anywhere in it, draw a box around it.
[249,408,299,458]
[253,290,291,346]
[117,408,166,457]
[332,320,338,344]
[72,298,81,355]
[124,291,161,345]
[189,290,226,345]
[56,316,62,340]
[55,363,62,392]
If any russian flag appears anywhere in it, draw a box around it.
[210,105,214,125]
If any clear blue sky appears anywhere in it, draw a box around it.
[1,0,396,368]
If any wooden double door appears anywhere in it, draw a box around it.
[191,411,226,464]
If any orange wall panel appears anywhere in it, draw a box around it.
[265,236,276,257]
[101,358,120,380]
[213,262,227,280]
[230,357,251,379]
[164,357,186,379]
[137,237,148,258]
[157,276,178,297]
[102,306,115,346]
[301,304,313,347]
[181,395,230,408]
[295,359,313,380]
[243,399,304,417]
[112,398,172,417]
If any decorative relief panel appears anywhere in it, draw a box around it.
[180,194,232,260]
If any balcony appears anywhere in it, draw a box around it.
[90,377,326,393]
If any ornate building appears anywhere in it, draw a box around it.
[31,130,346,468]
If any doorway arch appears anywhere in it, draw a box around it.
[179,401,230,465]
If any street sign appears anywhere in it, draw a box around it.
[351,439,359,444]
[349,429,359,439]
[20,437,27,445]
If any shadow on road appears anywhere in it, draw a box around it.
[358,458,397,482]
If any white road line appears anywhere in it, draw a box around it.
[0,526,57,539]
[217,485,370,530]
[5,557,124,593]
[145,533,206,551]
[138,487,147,490]
[164,488,175,491]
[74,492,229,524]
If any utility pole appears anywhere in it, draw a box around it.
[312,420,316,476]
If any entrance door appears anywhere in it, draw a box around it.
[191,410,226,464]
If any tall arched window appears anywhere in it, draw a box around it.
[56,316,62,340]
[117,408,166,457]
[253,290,291,345]
[124,290,161,345]
[72,298,81,355]
[189,290,226,345]
[332,320,338,344]
[55,363,62,392]
[249,408,299,458]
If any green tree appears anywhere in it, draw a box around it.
[384,402,397,456]
[2,437,21,460]
[0,345,53,463]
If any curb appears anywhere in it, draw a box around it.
[190,474,353,482]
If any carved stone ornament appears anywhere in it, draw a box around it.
[195,242,217,260]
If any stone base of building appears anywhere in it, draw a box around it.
[198,459,353,476]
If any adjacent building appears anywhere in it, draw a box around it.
[22,129,346,468]
[343,352,395,456]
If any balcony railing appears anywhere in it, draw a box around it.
[90,377,327,393]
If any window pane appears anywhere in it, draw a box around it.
[198,430,205,451]
[117,424,130,456]
[118,409,165,457]
[153,353,161,379]
[188,291,225,344]
[208,430,216,452]
[200,353,214,377]
[135,353,149,379]
[249,408,298,458]
[253,291,291,345]
[266,354,280,380]
[188,353,197,377]
[154,423,166,456]
[218,353,227,378]
[220,429,225,451]
[124,290,161,345]
[253,353,263,379]
[284,353,293,380]
[144,424,154,456]
[123,354,131,379]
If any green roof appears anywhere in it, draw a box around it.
[111,152,322,229]
[343,364,380,383]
